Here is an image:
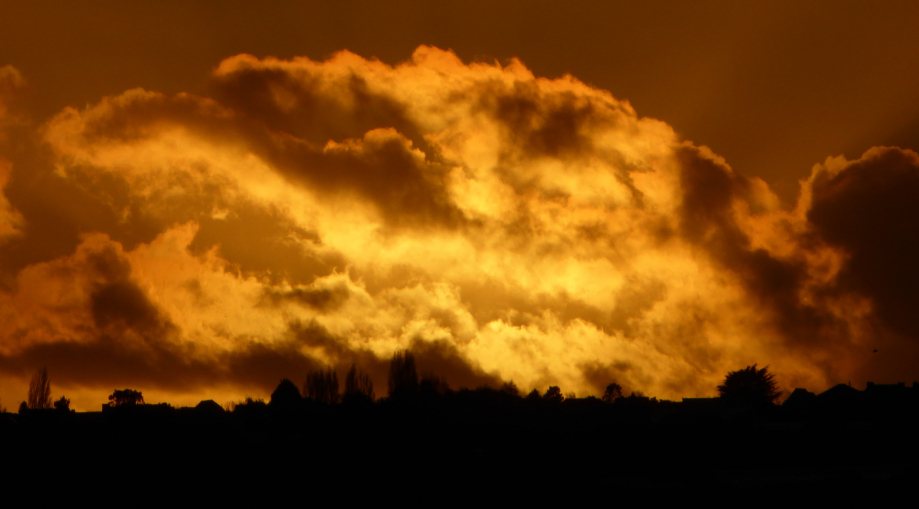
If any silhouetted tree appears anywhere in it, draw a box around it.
[717,364,782,405]
[305,368,340,404]
[501,380,520,397]
[53,396,71,412]
[602,383,623,403]
[388,350,418,397]
[526,389,541,400]
[27,367,52,409]
[420,371,450,396]
[343,363,375,401]
[18,401,27,414]
[544,386,564,403]
[108,389,144,406]
[270,378,302,408]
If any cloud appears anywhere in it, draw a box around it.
[804,148,919,335]
[0,66,26,244]
[2,47,918,408]
[0,65,26,124]
[0,160,23,243]
[793,147,919,380]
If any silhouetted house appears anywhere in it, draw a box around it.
[817,383,860,404]
[195,399,225,415]
[863,381,919,420]
[783,388,816,407]
[817,383,863,420]
[864,381,912,399]
[782,388,817,419]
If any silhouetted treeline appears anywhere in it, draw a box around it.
[4,356,919,492]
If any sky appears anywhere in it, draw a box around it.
[1,1,919,410]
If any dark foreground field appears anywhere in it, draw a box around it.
[4,389,919,498]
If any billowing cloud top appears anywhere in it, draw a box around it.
[1,47,917,409]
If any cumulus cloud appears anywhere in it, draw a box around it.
[0,47,917,408]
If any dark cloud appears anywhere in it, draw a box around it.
[209,59,436,158]
[188,204,334,285]
[675,143,857,372]
[263,129,464,229]
[484,80,598,158]
[289,319,351,359]
[204,56,469,229]
[262,284,350,313]
[807,147,919,339]
[475,78,647,207]
[288,321,501,394]
[409,338,502,390]
[91,281,175,339]
[49,87,467,230]
[0,335,208,391]
[0,135,169,280]
[0,334,325,395]
[67,240,179,343]
[676,145,749,246]
[581,360,643,397]
[578,358,710,399]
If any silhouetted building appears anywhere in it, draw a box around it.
[862,381,919,420]
[817,383,860,404]
[195,400,225,415]
[782,388,817,418]
[783,388,816,407]
[864,381,912,397]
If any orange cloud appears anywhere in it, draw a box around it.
[1,47,916,409]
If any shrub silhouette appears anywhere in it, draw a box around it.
[28,367,52,409]
[388,350,418,397]
[109,389,144,406]
[305,368,340,404]
[717,364,782,405]
[54,396,71,412]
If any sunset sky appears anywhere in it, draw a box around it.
[2,1,919,410]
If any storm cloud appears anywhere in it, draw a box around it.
[1,47,917,409]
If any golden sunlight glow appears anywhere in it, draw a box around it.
[1,46,918,409]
